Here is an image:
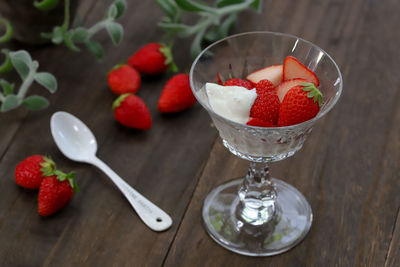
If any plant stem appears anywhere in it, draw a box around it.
[62,0,70,31]
[16,62,38,103]
[87,19,112,39]
[0,92,4,102]
[216,0,254,15]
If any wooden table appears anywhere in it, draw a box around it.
[1,0,399,266]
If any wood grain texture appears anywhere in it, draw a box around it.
[164,0,400,266]
[0,1,216,266]
[0,0,399,266]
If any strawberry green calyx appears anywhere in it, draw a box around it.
[159,43,178,73]
[54,170,79,192]
[40,156,56,176]
[112,93,130,110]
[300,83,323,107]
[108,63,126,75]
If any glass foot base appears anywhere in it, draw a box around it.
[202,178,312,256]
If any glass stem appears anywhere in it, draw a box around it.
[237,162,277,226]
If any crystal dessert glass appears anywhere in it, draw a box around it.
[190,32,342,256]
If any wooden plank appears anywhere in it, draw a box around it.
[385,209,400,267]
[164,0,400,266]
[0,0,217,266]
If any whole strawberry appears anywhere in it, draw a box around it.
[158,73,197,113]
[249,80,280,125]
[113,93,152,129]
[15,155,56,189]
[108,64,141,95]
[278,83,323,126]
[38,170,78,216]
[224,78,254,90]
[128,43,177,75]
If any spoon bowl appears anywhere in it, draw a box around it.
[50,111,172,232]
[51,112,98,162]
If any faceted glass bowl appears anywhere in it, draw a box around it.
[190,32,342,256]
[191,31,342,162]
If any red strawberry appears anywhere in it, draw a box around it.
[38,170,78,216]
[247,65,283,86]
[283,56,319,86]
[128,43,177,75]
[276,78,308,102]
[15,155,56,189]
[278,83,323,126]
[217,73,223,85]
[246,118,275,127]
[250,80,280,125]
[107,64,141,95]
[113,94,152,129]
[158,73,197,113]
[224,78,254,90]
[254,79,275,94]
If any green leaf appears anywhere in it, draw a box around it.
[204,13,236,42]
[1,94,19,112]
[0,79,14,95]
[250,0,261,11]
[33,0,60,11]
[22,95,49,110]
[216,0,245,8]
[217,0,261,11]
[34,72,57,93]
[0,18,13,43]
[64,32,80,52]
[71,27,89,43]
[0,49,13,73]
[9,50,32,80]
[219,13,237,36]
[174,0,216,13]
[85,41,104,60]
[190,27,206,58]
[49,26,65,44]
[106,22,123,45]
[113,0,127,18]
[158,21,194,37]
[107,5,118,18]
[156,0,177,20]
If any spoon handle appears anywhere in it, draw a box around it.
[90,157,172,231]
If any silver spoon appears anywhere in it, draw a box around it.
[50,111,172,231]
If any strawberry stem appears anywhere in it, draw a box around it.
[108,63,126,75]
[112,93,130,110]
[299,82,323,107]
[40,156,56,177]
[54,169,79,192]
[159,43,178,73]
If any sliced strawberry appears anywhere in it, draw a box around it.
[224,78,253,89]
[276,78,308,102]
[246,65,283,86]
[283,56,319,86]
[246,118,275,127]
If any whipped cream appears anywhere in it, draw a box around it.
[205,82,257,124]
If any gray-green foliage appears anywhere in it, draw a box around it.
[0,50,57,112]
[41,0,127,60]
[156,0,261,58]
